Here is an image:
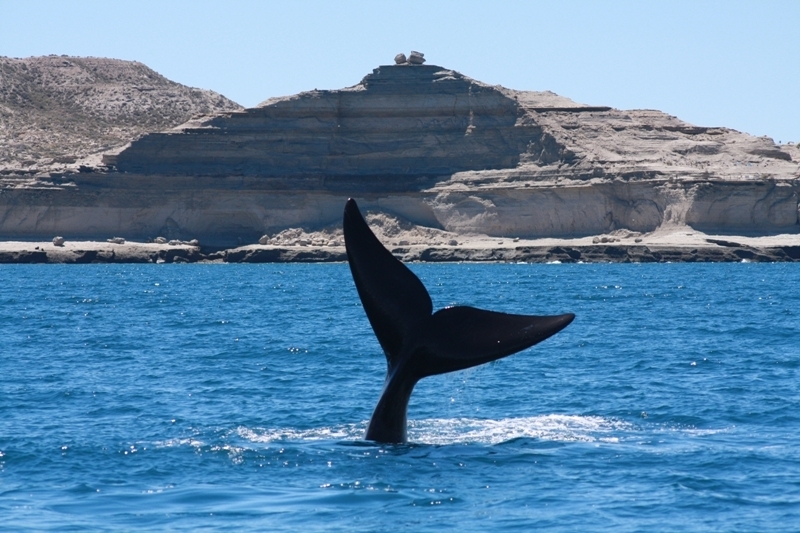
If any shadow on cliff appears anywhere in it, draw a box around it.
[111,65,567,192]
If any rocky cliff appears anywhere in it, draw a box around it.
[109,65,539,182]
[0,57,798,246]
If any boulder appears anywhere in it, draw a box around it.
[408,51,425,64]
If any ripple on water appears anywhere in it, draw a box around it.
[2,263,800,532]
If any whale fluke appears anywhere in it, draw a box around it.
[343,198,574,443]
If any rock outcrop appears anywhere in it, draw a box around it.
[109,64,534,181]
[0,57,798,247]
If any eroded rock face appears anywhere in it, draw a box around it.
[0,59,798,245]
[1,177,795,246]
[109,62,798,189]
[427,181,799,237]
[112,65,542,182]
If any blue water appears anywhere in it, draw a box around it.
[1,263,799,531]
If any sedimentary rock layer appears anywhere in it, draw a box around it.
[110,65,539,180]
[0,58,798,247]
[0,175,796,245]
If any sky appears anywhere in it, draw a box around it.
[2,0,798,143]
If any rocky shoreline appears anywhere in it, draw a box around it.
[2,238,798,264]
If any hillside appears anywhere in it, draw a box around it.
[0,55,242,174]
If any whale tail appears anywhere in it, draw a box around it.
[343,198,574,443]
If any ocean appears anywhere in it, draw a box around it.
[1,262,799,531]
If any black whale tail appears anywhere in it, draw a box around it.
[343,198,575,443]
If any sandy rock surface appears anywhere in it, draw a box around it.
[0,55,242,175]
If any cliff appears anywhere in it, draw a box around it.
[110,65,535,180]
[0,57,798,247]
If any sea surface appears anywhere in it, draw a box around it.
[1,262,799,531]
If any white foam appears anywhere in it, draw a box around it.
[156,437,205,448]
[236,415,632,446]
[408,415,631,445]
[237,424,366,443]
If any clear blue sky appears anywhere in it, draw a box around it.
[2,0,798,143]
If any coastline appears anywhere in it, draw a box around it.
[2,229,798,264]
